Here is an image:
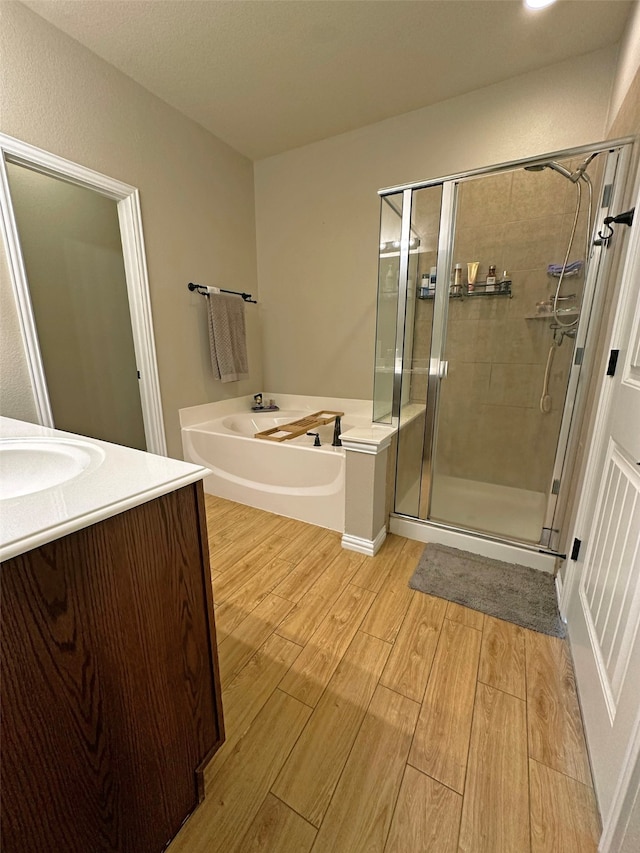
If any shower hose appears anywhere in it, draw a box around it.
[540,160,595,413]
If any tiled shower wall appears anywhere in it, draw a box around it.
[408,159,602,494]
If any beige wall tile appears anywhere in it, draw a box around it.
[456,172,513,229]
[509,166,565,221]
[452,223,506,284]
[411,299,434,361]
[507,271,555,319]
[487,362,542,409]
[491,318,549,364]
[449,290,510,323]
[396,412,427,515]
[435,399,562,492]
[409,371,428,404]
[502,215,567,272]
[445,318,495,363]
[413,186,443,244]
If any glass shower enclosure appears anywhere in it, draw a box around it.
[374,142,632,551]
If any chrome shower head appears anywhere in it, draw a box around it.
[524,161,574,181]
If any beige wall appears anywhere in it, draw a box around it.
[0,2,261,458]
[1,1,631,461]
[254,46,617,401]
[607,0,640,129]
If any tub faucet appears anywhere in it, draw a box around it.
[307,432,321,447]
[332,416,342,447]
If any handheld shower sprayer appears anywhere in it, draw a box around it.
[572,151,599,183]
[525,151,603,329]
[524,152,599,184]
[524,161,573,181]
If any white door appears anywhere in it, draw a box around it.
[564,178,640,849]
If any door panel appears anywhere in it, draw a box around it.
[392,184,444,517]
[427,164,601,544]
[566,178,640,830]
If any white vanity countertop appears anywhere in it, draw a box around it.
[0,417,210,562]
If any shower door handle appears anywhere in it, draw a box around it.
[429,359,448,380]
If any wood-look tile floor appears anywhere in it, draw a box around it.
[168,496,601,853]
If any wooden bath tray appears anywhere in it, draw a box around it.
[255,410,344,442]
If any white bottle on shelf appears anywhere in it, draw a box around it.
[429,266,437,294]
[485,264,497,292]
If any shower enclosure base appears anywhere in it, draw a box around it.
[430,475,547,544]
[389,514,556,573]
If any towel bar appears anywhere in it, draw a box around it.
[188,282,257,303]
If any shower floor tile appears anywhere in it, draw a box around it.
[430,475,547,543]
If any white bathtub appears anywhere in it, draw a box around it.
[180,396,372,531]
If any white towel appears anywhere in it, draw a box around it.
[207,292,249,382]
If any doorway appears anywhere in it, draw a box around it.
[0,134,166,454]
[6,163,146,450]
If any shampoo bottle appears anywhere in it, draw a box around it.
[452,263,463,295]
[486,264,497,292]
[429,266,437,294]
[420,273,430,298]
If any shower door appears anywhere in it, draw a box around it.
[378,144,629,548]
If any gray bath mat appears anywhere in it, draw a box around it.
[409,543,566,638]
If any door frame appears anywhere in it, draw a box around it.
[541,144,633,552]
[560,170,640,853]
[0,133,167,455]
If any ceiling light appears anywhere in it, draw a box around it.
[524,0,558,9]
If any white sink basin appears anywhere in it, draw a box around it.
[0,437,105,500]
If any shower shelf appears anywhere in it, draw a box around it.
[524,309,580,319]
[467,285,512,297]
[418,283,512,300]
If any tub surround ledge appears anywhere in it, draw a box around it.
[343,424,397,556]
[340,424,396,454]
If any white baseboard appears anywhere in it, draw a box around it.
[389,515,556,573]
[342,526,387,557]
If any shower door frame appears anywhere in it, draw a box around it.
[540,143,633,551]
[380,137,635,556]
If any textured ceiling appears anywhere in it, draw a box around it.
[21,0,633,160]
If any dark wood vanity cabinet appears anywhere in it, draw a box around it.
[1,482,224,853]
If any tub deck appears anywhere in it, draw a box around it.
[180,395,374,532]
